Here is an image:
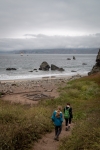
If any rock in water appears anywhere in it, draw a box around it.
[39,61,50,71]
[51,64,64,71]
[73,56,76,60]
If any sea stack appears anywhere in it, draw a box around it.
[39,61,50,71]
[88,49,100,75]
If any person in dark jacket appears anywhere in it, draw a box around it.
[64,103,73,131]
[51,106,63,141]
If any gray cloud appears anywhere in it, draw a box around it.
[0,34,100,51]
[0,0,100,50]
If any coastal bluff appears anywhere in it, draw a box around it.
[88,49,100,75]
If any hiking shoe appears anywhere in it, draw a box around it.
[54,137,59,141]
[68,126,70,130]
[65,128,68,131]
[56,138,59,141]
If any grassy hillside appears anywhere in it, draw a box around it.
[0,73,100,150]
[59,73,100,150]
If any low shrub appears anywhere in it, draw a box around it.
[59,74,100,150]
[0,74,100,150]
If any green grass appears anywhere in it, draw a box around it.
[59,74,100,150]
[0,73,100,150]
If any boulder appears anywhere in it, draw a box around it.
[29,70,33,72]
[34,69,37,70]
[82,63,87,65]
[39,61,50,71]
[51,64,64,71]
[67,58,71,60]
[71,70,77,72]
[6,68,17,71]
[73,56,76,60]
[0,91,5,97]
[58,68,65,71]
[88,49,100,75]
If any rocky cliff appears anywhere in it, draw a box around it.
[88,49,100,75]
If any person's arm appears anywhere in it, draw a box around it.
[70,107,73,118]
[64,107,65,113]
[60,113,64,122]
[51,111,55,122]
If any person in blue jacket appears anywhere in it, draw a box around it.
[51,106,63,141]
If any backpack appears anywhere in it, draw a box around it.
[64,107,70,119]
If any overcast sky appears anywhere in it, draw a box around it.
[0,0,100,51]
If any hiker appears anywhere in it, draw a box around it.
[64,103,73,131]
[51,106,63,141]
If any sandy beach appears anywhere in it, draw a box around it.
[0,74,82,105]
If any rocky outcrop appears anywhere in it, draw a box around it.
[6,68,17,71]
[67,58,71,60]
[39,62,65,71]
[88,49,100,75]
[73,56,76,60]
[39,61,50,71]
[0,91,5,97]
[82,63,87,65]
[71,70,77,72]
[51,64,65,71]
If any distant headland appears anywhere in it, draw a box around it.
[0,48,99,54]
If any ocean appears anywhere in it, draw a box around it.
[0,54,97,81]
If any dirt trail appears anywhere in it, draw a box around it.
[32,121,73,150]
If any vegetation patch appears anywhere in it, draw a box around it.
[0,73,100,150]
[59,74,100,150]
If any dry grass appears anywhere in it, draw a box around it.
[0,73,100,150]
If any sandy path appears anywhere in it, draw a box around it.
[32,121,73,150]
